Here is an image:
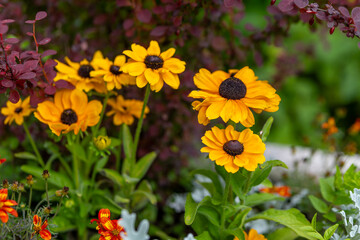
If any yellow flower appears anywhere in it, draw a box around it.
[201,125,265,173]
[234,229,267,240]
[34,89,102,136]
[189,67,280,127]
[54,51,107,93]
[1,97,34,125]
[93,136,112,150]
[121,40,186,92]
[106,95,149,125]
[90,55,136,91]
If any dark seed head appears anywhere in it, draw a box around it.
[144,55,164,70]
[15,107,23,113]
[223,140,244,156]
[77,64,94,78]
[219,77,247,100]
[110,65,122,75]
[60,109,78,125]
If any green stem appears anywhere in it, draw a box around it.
[51,197,63,219]
[240,171,254,205]
[23,122,44,168]
[45,179,49,207]
[28,186,32,208]
[132,84,151,161]
[17,192,21,206]
[220,173,231,239]
[93,93,109,137]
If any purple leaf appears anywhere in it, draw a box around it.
[300,12,313,22]
[278,0,295,13]
[41,50,57,57]
[224,0,235,7]
[35,11,47,21]
[352,7,360,22]
[1,19,15,24]
[38,38,51,45]
[18,72,36,80]
[1,79,13,87]
[0,24,8,34]
[294,0,308,9]
[24,60,39,70]
[339,6,350,17]
[44,85,56,95]
[44,59,57,69]
[136,9,152,23]
[315,11,327,21]
[55,80,75,89]
[26,32,34,37]
[116,0,131,7]
[173,16,182,27]
[25,20,36,24]
[123,19,133,30]
[9,90,20,103]
[150,26,168,37]
[5,38,19,44]
[211,36,227,51]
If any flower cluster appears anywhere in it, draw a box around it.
[322,117,338,139]
[91,209,126,240]
[189,66,280,173]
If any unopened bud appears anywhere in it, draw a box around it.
[18,183,25,192]
[309,18,315,25]
[42,170,50,179]
[330,26,335,34]
[26,175,34,186]
[93,136,111,150]
[56,186,70,197]
[11,181,19,191]
[271,0,276,5]
[2,179,9,188]
[44,206,52,215]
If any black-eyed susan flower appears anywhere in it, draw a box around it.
[32,215,51,240]
[121,40,186,92]
[234,229,267,240]
[0,189,18,223]
[90,55,136,91]
[1,97,34,125]
[34,89,102,136]
[106,95,149,126]
[201,125,265,173]
[54,51,107,93]
[189,67,280,127]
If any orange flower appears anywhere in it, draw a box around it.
[234,229,267,240]
[0,189,18,223]
[349,118,360,135]
[322,117,338,136]
[259,186,291,197]
[0,156,5,165]
[32,215,51,240]
[91,208,111,235]
[100,218,126,240]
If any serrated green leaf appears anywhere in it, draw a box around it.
[309,195,329,213]
[261,116,274,142]
[131,151,156,179]
[247,208,324,240]
[246,193,284,207]
[324,224,338,240]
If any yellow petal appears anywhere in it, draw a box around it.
[131,43,147,60]
[160,48,175,60]
[136,74,148,88]
[114,55,126,66]
[206,100,226,120]
[144,68,160,85]
[163,58,185,74]
[224,162,239,173]
[234,66,258,84]
[147,41,161,56]
[123,62,146,76]
[162,71,179,89]
[150,79,164,92]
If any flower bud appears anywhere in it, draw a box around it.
[26,175,34,186]
[11,181,19,191]
[42,170,50,179]
[93,136,111,150]
[44,206,52,215]
[2,179,9,188]
[18,183,25,192]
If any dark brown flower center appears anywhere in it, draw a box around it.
[77,64,94,78]
[60,109,78,125]
[15,107,23,113]
[219,77,247,100]
[144,55,163,70]
[110,65,122,75]
[223,140,244,156]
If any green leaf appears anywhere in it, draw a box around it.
[323,211,337,222]
[122,124,133,161]
[198,205,220,226]
[230,170,247,200]
[261,116,274,142]
[309,195,329,213]
[228,207,251,229]
[131,152,156,179]
[249,160,288,189]
[101,168,125,187]
[319,177,336,202]
[192,169,223,197]
[68,143,87,161]
[215,164,227,181]
[324,224,338,240]
[92,191,122,214]
[311,213,317,230]
[93,157,108,175]
[195,231,212,240]
[267,228,298,240]
[21,165,74,189]
[225,228,245,240]
[185,195,211,225]
[247,208,324,240]
[132,190,157,205]
[261,178,273,188]
[14,152,37,161]
[246,193,284,207]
